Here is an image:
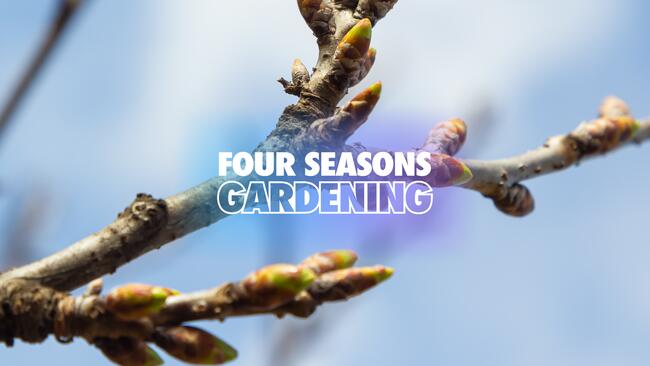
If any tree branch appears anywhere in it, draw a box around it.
[0,0,398,292]
[0,0,85,140]
[461,99,649,216]
[0,250,392,364]
[0,1,648,364]
[343,97,648,216]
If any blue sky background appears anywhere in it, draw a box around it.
[1,1,649,365]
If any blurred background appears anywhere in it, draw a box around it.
[1,0,649,365]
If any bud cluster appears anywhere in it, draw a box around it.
[96,250,393,365]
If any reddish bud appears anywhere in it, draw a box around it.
[342,81,382,125]
[492,183,535,217]
[421,153,473,187]
[571,116,640,155]
[423,118,468,156]
[95,337,163,366]
[155,326,237,365]
[297,0,333,36]
[350,48,377,86]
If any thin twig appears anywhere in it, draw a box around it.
[0,0,85,140]
[462,116,650,216]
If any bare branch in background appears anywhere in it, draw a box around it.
[0,0,85,140]
[460,97,497,156]
[263,216,299,364]
[2,188,49,268]
[269,317,324,366]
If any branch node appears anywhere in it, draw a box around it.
[490,183,535,217]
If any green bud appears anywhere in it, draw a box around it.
[242,264,317,308]
[301,250,358,275]
[310,266,394,302]
[336,18,372,62]
[106,283,179,320]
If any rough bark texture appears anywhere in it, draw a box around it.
[0,0,399,354]
[463,114,649,216]
[0,1,649,363]
[0,0,397,293]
